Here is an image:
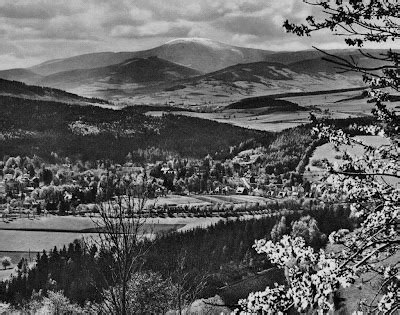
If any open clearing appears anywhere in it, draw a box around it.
[304,135,398,187]
[145,90,400,132]
[0,193,276,257]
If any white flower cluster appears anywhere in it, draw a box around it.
[235,284,291,314]
[312,125,351,147]
[237,236,355,314]
[359,124,385,137]
[378,285,399,313]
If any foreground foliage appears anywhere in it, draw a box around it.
[239,0,400,313]
[0,203,353,310]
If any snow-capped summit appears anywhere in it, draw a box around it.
[164,38,229,50]
[149,37,273,73]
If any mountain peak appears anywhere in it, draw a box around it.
[163,38,230,50]
[165,37,217,44]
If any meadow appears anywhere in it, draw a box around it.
[145,90,400,132]
[303,135,398,186]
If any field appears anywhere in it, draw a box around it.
[0,192,276,276]
[148,194,270,207]
[95,72,364,107]
[304,135,399,186]
[146,90,400,132]
[0,214,223,280]
[146,110,309,132]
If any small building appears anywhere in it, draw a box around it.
[236,186,248,195]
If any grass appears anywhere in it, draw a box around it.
[303,135,397,185]
[0,213,228,254]
[0,251,39,281]
[0,230,93,252]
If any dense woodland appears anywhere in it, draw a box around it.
[0,95,271,162]
[0,202,354,308]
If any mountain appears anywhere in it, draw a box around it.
[25,38,273,76]
[0,78,109,105]
[0,38,388,105]
[0,68,42,84]
[29,52,139,76]
[38,56,202,90]
[267,49,394,73]
[168,60,363,90]
[195,61,294,82]
[114,60,363,107]
[134,38,274,73]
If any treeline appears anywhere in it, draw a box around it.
[0,202,353,307]
[226,96,303,111]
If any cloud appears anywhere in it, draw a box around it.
[214,13,283,38]
[110,20,192,38]
[0,0,387,69]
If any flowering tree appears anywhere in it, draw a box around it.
[238,1,399,313]
[1,256,11,270]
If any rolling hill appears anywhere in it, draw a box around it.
[18,38,273,77]
[38,56,202,90]
[0,68,42,84]
[51,59,364,105]
[126,60,363,107]
[29,51,139,76]
[0,38,389,105]
[0,78,109,105]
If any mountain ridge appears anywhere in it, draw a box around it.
[38,56,202,90]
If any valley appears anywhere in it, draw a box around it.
[0,35,398,314]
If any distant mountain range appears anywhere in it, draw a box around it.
[0,37,386,103]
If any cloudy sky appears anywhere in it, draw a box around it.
[0,0,390,70]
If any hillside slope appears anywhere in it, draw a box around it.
[39,56,202,90]
[126,61,363,107]
[0,68,42,84]
[29,51,138,76]
[135,38,274,73]
[21,38,272,77]
[0,79,109,105]
[0,95,270,162]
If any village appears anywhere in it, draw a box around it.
[0,148,332,222]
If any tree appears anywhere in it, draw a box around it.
[238,1,399,314]
[270,216,288,242]
[290,215,326,248]
[40,167,53,186]
[171,250,209,315]
[1,256,11,270]
[102,271,176,314]
[41,291,84,315]
[91,174,150,315]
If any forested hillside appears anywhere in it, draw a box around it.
[0,203,353,307]
[0,79,108,105]
[0,95,271,162]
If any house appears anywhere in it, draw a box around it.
[236,186,248,195]
[277,191,287,198]
[161,166,174,175]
